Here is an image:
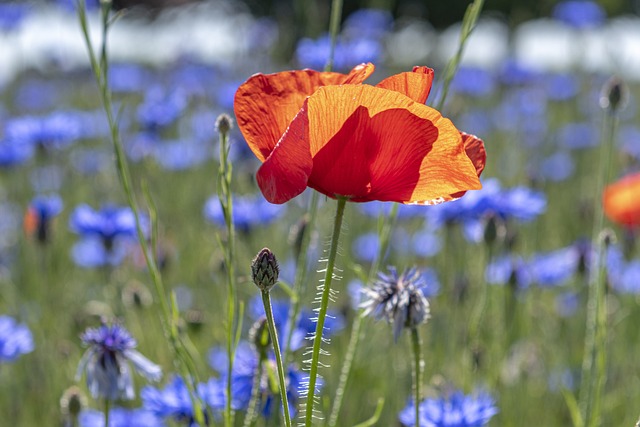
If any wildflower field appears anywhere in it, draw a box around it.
[2,0,640,426]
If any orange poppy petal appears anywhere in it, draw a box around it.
[449,132,487,199]
[261,84,481,204]
[603,173,640,227]
[234,63,375,162]
[375,66,434,104]
[256,105,314,204]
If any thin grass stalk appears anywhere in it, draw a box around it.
[76,2,207,424]
[579,104,619,427]
[328,203,398,427]
[217,117,238,427]
[435,0,485,111]
[324,0,343,73]
[262,291,292,427]
[243,353,265,427]
[303,197,347,426]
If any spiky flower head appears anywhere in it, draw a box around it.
[215,113,234,135]
[251,248,279,292]
[76,322,162,401]
[361,267,431,341]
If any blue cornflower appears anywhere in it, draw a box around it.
[357,201,426,219]
[412,226,443,258]
[0,138,34,167]
[485,255,532,290]
[108,63,153,94]
[295,34,382,71]
[545,73,580,101]
[79,407,163,427]
[15,79,59,112]
[137,87,188,131]
[343,8,394,39]
[24,194,63,244]
[552,1,606,29]
[5,112,83,151]
[451,66,496,97]
[0,2,31,31]
[207,341,307,416]
[607,244,640,294]
[556,122,599,150]
[69,204,144,268]
[618,125,640,161]
[497,59,540,86]
[537,151,575,182]
[70,148,111,176]
[529,244,587,287]
[247,295,344,352]
[398,390,498,427]
[0,316,34,362]
[361,267,431,341]
[142,376,209,426]
[203,194,285,232]
[76,323,162,401]
[153,140,210,171]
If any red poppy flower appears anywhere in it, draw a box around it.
[234,64,485,205]
[603,172,640,227]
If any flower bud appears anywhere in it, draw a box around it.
[60,385,86,418]
[248,317,270,358]
[600,75,628,113]
[215,113,234,135]
[251,248,279,292]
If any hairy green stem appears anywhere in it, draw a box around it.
[411,328,423,427]
[328,203,398,426]
[304,198,347,426]
[262,291,292,427]
[579,107,618,427]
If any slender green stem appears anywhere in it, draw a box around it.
[76,2,207,424]
[104,399,110,427]
[324,0,343,72]
[262,291,293,427]
[243,352,265,427]
[218,120,237,427]
[304,198,347,426]
[328,203,398,427]
[579,108,618,427]
[410,328,423,427]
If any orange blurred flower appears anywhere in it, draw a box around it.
[603,172,640,227]
[235,64,485,205]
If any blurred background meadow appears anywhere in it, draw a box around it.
[1,0,640,426]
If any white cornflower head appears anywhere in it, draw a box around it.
[361,267,431,341]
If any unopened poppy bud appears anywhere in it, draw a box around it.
[215,113,234,135]
[251,248,279,292]
[60,385,86,418]
[600,76,628,113]
[248,317,270,357]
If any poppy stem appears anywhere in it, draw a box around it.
[304,197,347,427]
[328,203,399,427]
[262,290,293,427]
[410,327,423,427]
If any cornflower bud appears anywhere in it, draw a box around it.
[215,113,234,135]
[599,75,628,113]
[251,248,279,292]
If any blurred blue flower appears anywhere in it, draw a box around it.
[352,232,381,263]
[529,245,582,287]
[357,201,426,219]
[14,79,59,112]
[153,140,210,171]
[485,255,532,290]
[607,244,640,294]
[247,295,344,352]
[343,9,393,39]
[296,34,382,71]
[556,122,599,150]
[203,194,285,232]
[451,67,496,97]
[71,237,131,268]
[398,389,498,427]
[361,267,431,340]
[70,148,111,175]
[79,407,163,427]
[0,3,31,31]
[24,194,63,244]
[76,323,162,401]
[618,125,640,161]
[5,112,85,151]
[142,376,209,426]
[54,0,99,12]
[456,110,494,137]
[214,80,241,110]
[30,165,63,192]
[137,87,188,131]
[537,151,575,182]
[545,73,580,101]
[552,1,606,29]
[0,316,34,362]
[412,226,442,258]
[0,139,34,167]
[492,88,547,134]
[498,59,540,86]
[109,63,153,93]
[207,341,306,416]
